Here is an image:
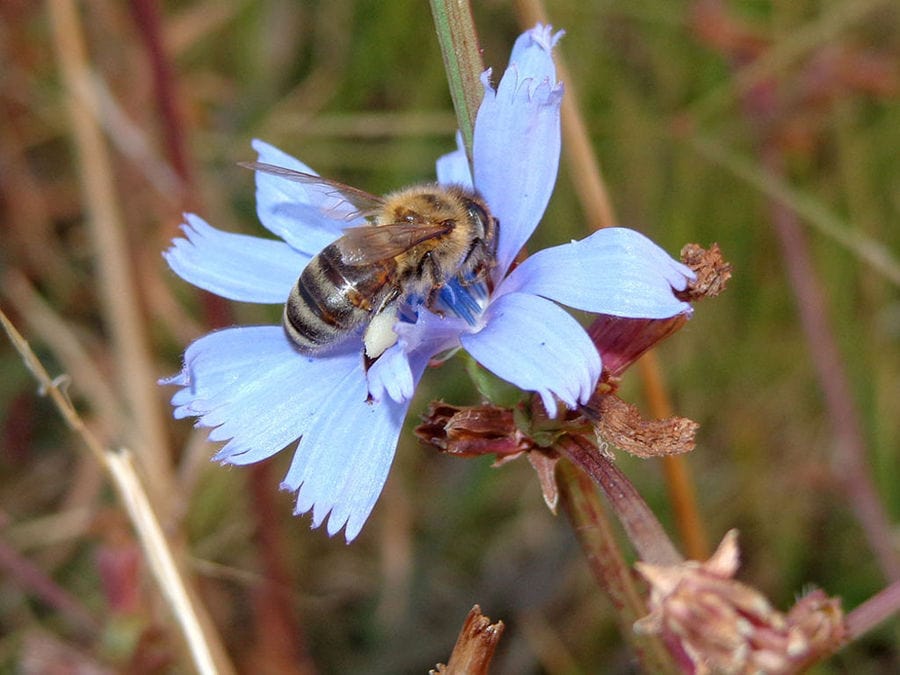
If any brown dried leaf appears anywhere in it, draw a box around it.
[526,451,560,514]
[588,394,698,458]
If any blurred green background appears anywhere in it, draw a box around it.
[1,0,898,672]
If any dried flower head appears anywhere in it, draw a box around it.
[635,530,846,674]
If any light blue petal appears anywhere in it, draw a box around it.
[435,132,474,188]
[474,25,564,275]
[163,325,399,541]
[507,24,564,84]
[499,228,695,318]
[251,139,365,255]
[460,292,600,417]
[280,364,409,542]
[162,326,362,465]
[365,318,452,404]
[163,214,304,304]
[366,342,414,404]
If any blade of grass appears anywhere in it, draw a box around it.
[690,134,900,288]
[3,270,126,440]
[46,0,174,515]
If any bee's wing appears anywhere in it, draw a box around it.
[239,161,385,219]
[336,222,452,265]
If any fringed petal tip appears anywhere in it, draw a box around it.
[486,59,564,107]
[479,67,494,94]
[158,371,187,388]
[504,23,565,99]
[480,23,565,102]
[277,482,353,542]
[277,377,410,543]
[366,343,415,405]
[281,476,373,544]
[525,23,565,52]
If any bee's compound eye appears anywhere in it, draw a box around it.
[465,201,490,234]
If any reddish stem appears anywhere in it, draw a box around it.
[761,145,900,582]
[845,579,900,640]
[0,535,99,635]
[557,436,683,566]
[128,0,193,198]
[556,460,679,674]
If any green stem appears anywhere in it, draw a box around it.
[429,0,484,162]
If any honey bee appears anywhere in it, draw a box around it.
[242,162,499,361]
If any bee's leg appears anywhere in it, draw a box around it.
[458,238,497,288]
[425,284,447,317]
[416,250,448,315]
[415,250,443,286]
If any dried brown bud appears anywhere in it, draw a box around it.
[678,243,732,301]
[432,605,504,675]
[415,402,529,458]
[635,531,846,674]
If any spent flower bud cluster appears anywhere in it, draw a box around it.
[635,531,846,674]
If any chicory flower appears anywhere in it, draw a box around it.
[161,24,695,541]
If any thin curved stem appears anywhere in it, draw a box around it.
[556,459,679,674]
[1,308,236,675]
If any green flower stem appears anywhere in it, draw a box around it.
[429,0,484,161]
[557,459,679,674]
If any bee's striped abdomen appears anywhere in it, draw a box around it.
[283,244,390,353]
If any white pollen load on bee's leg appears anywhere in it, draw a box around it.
[364,306,400,359]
